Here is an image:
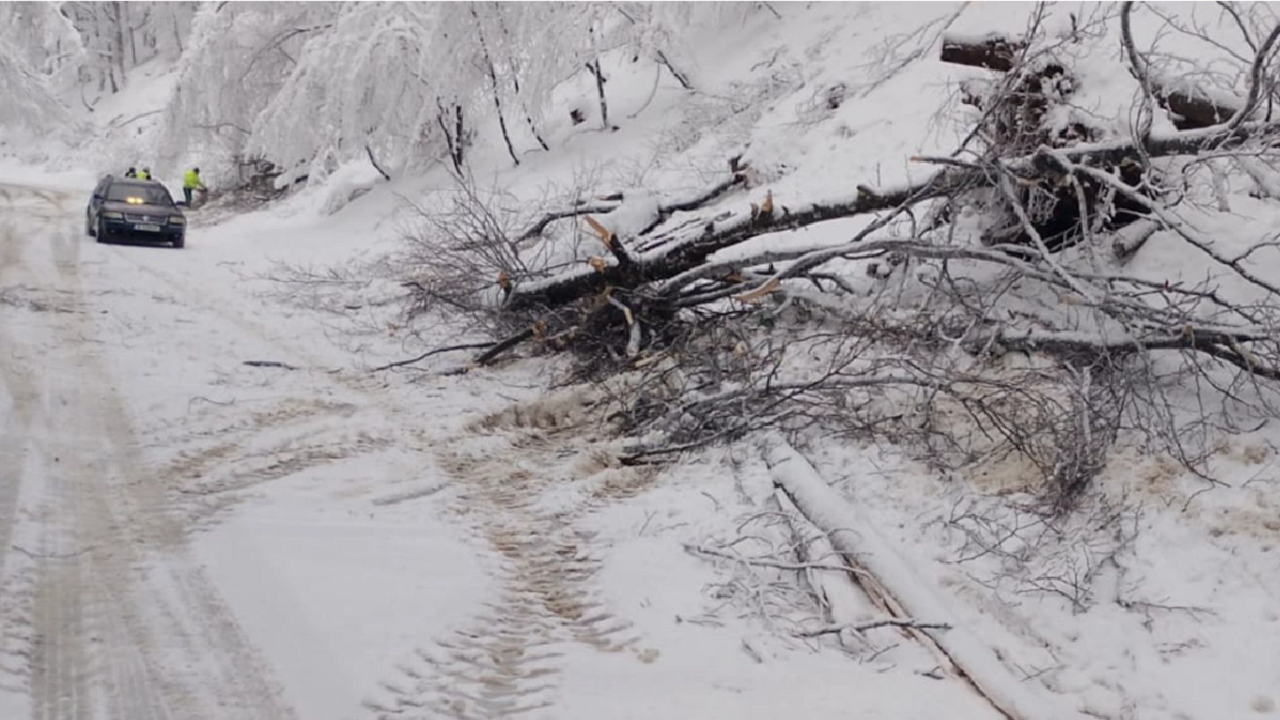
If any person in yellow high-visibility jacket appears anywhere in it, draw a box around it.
[183,167,206,206]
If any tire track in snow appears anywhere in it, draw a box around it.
[0,186,169,720]
[0,184,301,720]
[363,389,659,720]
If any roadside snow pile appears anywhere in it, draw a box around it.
[319,161,385,216]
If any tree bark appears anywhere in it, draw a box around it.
[470,7,520,166]
[504,179,926,312]
[436,100,465,174]
[110,2,126,90]
[589,60,610,129]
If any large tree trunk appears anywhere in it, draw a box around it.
[501,119,1280,314]
[110,2,126,90]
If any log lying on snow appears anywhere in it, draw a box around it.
[940,33,1026,72]
[496,38,1272,318]
[765,441,1092,720]
[940,33,1248,131]
[773,488,878,653]
[502,118,1280,315]
[505,180,949,312]
[1151,78,1246,131]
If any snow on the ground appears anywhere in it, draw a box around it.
[5,3,1280,720]
[196,461,490,720]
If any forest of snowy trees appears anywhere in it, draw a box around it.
[0,2,728,183]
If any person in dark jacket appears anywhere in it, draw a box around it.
[125,167,137,178]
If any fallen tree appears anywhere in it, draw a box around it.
[496,117,1280,320]
[384,4,1280,512]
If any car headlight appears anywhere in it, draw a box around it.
[102,211,124,219]
[169,217,186,225]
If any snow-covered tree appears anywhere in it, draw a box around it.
[0,4,83,137]
[60,1,197,99]
[248,3,471,180]
[160,2,338,182]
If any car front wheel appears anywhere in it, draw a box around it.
[172,234,185,249]
[96,218,108,244]
[86,211,95,237]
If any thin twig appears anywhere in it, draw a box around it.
[798,618,952,638]
[369,341,497,372]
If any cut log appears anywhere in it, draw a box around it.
[1151,80,1245,130]
[940,32,1248,131]
[940,33,1026,71]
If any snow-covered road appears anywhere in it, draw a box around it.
[0,181,1007,720]
[0,183,308,718]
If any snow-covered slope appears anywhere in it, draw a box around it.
[4,4,1280,720]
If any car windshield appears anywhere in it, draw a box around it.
[106,183,173,206]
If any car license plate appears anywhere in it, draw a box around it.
[136,224,161,232]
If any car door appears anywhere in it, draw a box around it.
[89,178,109,223]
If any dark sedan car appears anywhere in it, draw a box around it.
[86,176,186,248]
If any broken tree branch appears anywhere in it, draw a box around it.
[369,341,498,372]
[365,145,391,182]
[797,618,953,638]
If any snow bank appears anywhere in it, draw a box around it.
[319,161,385,216]
[765,440,1090,720]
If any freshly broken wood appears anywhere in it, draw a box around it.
[585,215,635,268]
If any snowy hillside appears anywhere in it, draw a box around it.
[3,3,1280,720]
